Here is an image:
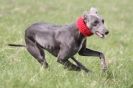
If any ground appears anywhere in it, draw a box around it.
[0,0,133,88]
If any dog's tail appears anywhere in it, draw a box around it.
[8,44,26,47]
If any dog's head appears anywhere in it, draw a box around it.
[83,7,109,38]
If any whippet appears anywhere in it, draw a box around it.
[9,7,109,72]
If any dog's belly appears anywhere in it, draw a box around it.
[35,35,60,56]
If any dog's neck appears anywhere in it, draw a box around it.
[76,17,93,37]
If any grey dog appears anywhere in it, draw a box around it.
[9,7,109,72]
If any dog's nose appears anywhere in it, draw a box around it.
[105,31,109,35]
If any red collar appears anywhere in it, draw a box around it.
[76,17,93,37]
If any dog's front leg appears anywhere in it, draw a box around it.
[71,57,90,73]
[79,48,107,71]
[78,40,107,71]
[57,48,81,71]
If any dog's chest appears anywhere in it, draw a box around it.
[77,38,85,52]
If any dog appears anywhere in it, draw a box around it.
[9,7,109,72]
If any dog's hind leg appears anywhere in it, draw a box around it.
[25,38,48,68]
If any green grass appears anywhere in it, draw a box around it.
[0,0,133,88]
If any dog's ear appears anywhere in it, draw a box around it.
[89,7,98,14]
[82,11,89,21]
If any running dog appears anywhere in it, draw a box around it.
[9,7,109,72]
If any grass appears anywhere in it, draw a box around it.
[0,0,133,88]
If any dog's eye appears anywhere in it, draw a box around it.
[93,20,99,26]
[94,20,99,24]
[102,19,104,23]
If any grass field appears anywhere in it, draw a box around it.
[0,0,133,88]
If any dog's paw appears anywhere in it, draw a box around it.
[42,62,48,69]
[100,61,108,72]
[101,66,107,72]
